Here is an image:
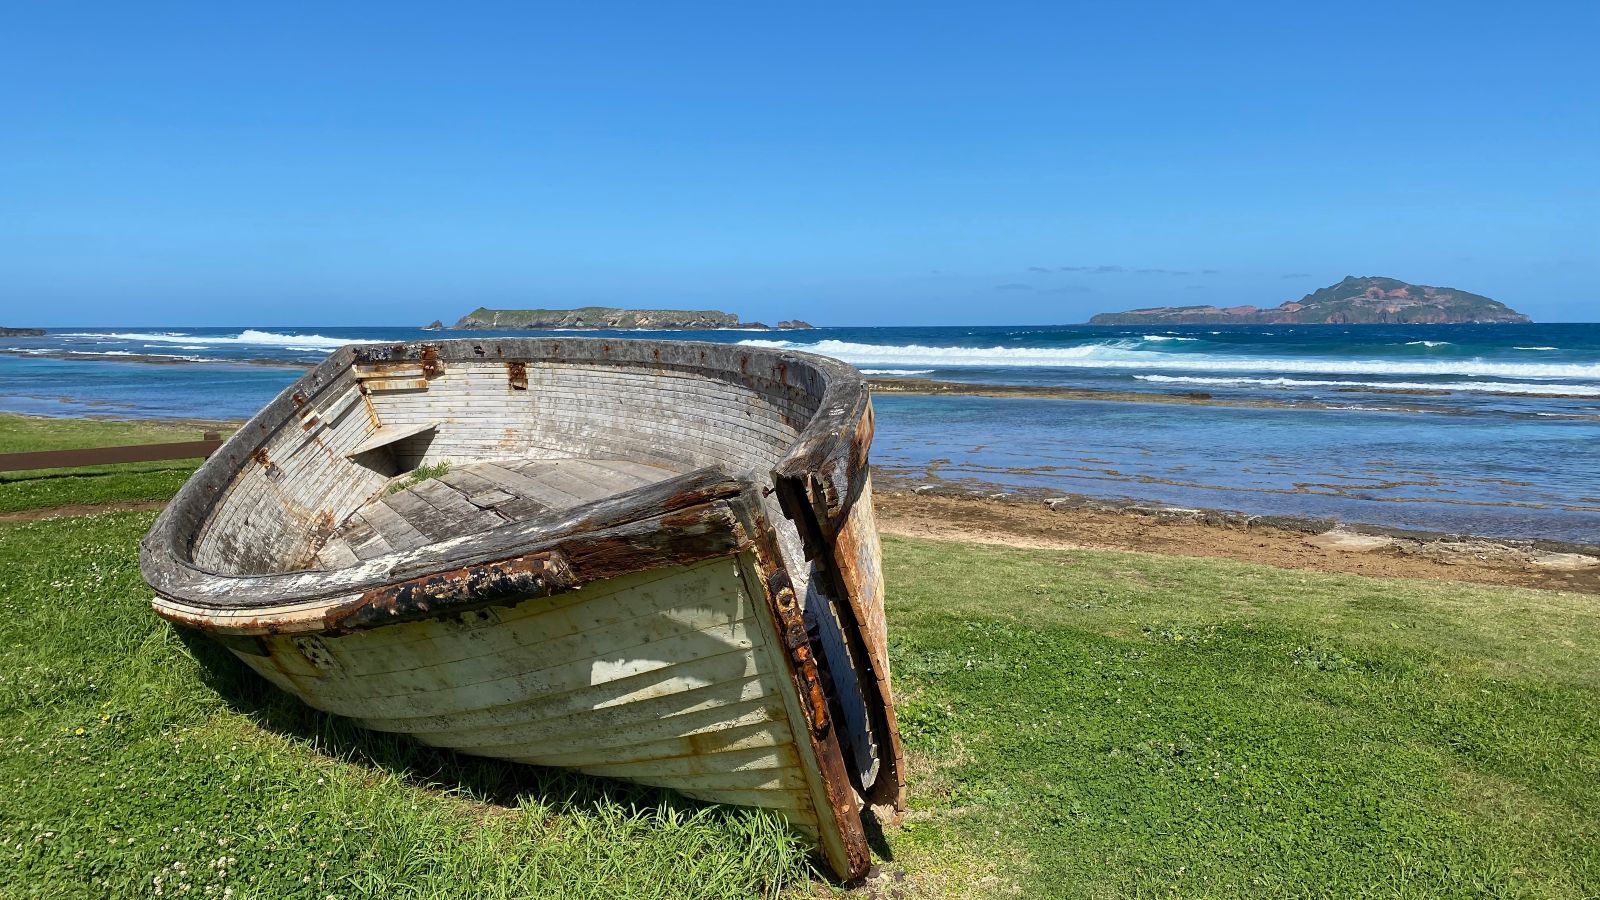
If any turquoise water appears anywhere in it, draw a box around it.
[2,323,1596,542]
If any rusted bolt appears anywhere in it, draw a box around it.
[419,345,444,378]
[250,447,281,478]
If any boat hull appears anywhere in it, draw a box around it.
[140,338,902,879]
[232,548,864,871]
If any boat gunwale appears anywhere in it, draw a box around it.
[149,472,757,635]
[140,338,869,625]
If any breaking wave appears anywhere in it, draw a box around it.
[60,330,365,349]
[1133,374,1600,397]
[738,338,1600,381]
[2,348,210,362]
[1405,340,1451,347]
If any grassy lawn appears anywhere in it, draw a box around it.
[0,414,226,513]
[882,541,1599,897]
[1,416,1596,897]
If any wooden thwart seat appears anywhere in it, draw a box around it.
[316,458,685,567]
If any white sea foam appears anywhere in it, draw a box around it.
[60,329,366,349]
[1405,340,1451,347]
[2,348,210,362]
[1514,346,1559,351]
[1142,335,1199,342]
[737,338,1600,381]
[1132,374,1600,397]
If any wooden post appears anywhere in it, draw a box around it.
[0,433,224,473]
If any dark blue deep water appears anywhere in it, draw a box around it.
[3,323,1596,542]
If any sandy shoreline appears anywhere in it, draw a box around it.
[873,482,1600,595]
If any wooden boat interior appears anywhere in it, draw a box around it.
[315,457,689,567]
[185,340,826,582]
[144,339,903,880]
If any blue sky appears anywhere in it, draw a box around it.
[3,2,1595,326]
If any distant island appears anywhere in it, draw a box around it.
[435,307,813,331]
[1089,276,1531,325]
[0,326,45,336]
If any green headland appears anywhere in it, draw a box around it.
[1091,275,1531,325]
[439,307,813,330]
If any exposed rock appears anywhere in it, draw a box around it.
[1090,276,1530,325]
[450,307,746,330]
[1307,530,1397,553]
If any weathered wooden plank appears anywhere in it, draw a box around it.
[475,462,589,509]
[334,564,754,674]
[554,458,657,494]
[406,479,508,539]
[667,787,814,814]
[316,538,360,570]
[376,490,442,540]
[291,614,762,711]
[493,494,552,521]
[589,458,681,484]
[285,620,761,719]
[523,716,784,768]
[360,500,432,552]
[359,647,763,735]
[344,422,437,459]
[339,515,395,561]
[508,459,617,505]
[614,766,805,795]
[585,746,799,780]
[0,435,222,472]
[453,696,783,758]
[437,467,520,509]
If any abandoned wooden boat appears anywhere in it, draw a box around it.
[139,338,902,879]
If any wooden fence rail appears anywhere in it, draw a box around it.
[0,432,223,473]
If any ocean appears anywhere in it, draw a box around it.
[3,323,1597,543]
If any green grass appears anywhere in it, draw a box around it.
[0,414,225,513]
[2,415,1597,897]
[881,539,1600,897]
[387,461,452,496]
